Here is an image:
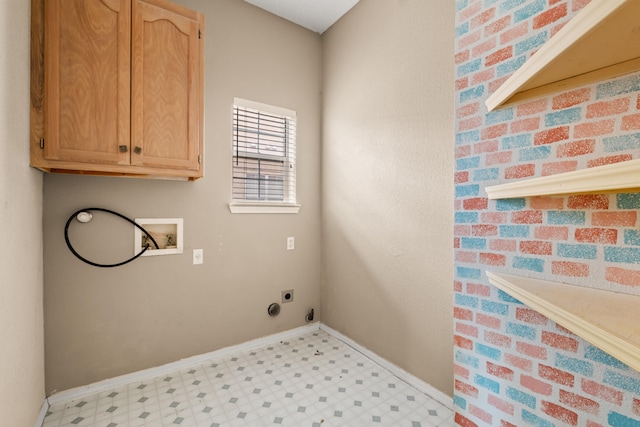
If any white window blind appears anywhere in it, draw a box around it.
[232,98,297,206]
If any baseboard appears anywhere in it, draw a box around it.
[34,397,49,427]
[47,322,320,407]
[319,323,454,409]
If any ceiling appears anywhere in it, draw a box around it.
[244,0,360,34]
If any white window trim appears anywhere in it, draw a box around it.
[229,98,301,214]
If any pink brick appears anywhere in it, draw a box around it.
[488,394,514,416]
[575,228,617,244]
[487,361,514,380]
[511,210,543,224]
[592,211,637,227]
[455,334,474,350]
[467,282,491,296]
[542,161,578,176]
[505,353,533,372]
[454,237,460,249]
[539,364,575,387]
[472,224,498,236]
[488,75,510,94]
[454,307,473,320]
[582,379,624,406]
[516,307,548,325]
[552,261,589,277]
[479,252,507,266]
[486,46,513,66]
[552,88,591,109]
[633,398,640,417]
[458,102,480,117]
[535,225,568,240]
[459,115,483,131]
[505,163,535,179]
[637,93,640,109]
[481,123,509,139]
[455,412,479,427]
[485,15,511,37]
[456,322,479,338]
[459,0,483,21]
[574,119,616,138]
[482,212,508,223]
[530,197,564,210]
[455,145,471,158]
[485,331,512,348]
[586,422,603,427]
[567,194,609,210]
[560,390,600,416]
[542,331,579,352]
[606,267,640,288]
[586,97,630,118]
[459,29,482,49]
[522,375,553,396]
[471,67,495,85]
[472,38,497,58]
[533,3,567,29]
[456,77,469,90]
[588,154,633,168]
[516,341,547,360]
[517,98,548,116]
[511,117,541,133]
[455,50,470,64]
[455,225,471,237]
[500,21,528,45]
[477,313,501,329]
[541,401,578,426]
[471,7,496,29]
[557,139,595,157]
[455,171,469,183]
[455,379,479,398]
[474,139,499,153]
[455,363,470,379]
[520,240,552,255]
[572,0,591,12]
[489,239,516,252]
[486,151,513,165]
[463,197,488,210]
[469,405,493,425]
[456,251,478,263]
[534,126,570,145]
[622,113,640,130]
[501,421,517,427]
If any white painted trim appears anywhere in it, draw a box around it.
[319,324,454,409]
[34,398,49,427]
[47,323,320,406]
[228,202,301,214]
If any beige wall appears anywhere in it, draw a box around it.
[321,0,455,396]
[43,0,322,393]
[0,0,46,424]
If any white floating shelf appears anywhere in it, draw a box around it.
[485,158,640,199]
[486,271,640,373]
[485,0,640,111]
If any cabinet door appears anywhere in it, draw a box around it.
[131,0,203,171]
[44,0,131,165]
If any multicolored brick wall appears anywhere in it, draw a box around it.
[453,0,640,426]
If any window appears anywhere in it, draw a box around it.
[230,98,299,213]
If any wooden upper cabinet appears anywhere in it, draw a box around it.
[31,0,204,180]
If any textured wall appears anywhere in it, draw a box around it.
[322,0,455,396]
[454,0,640,426]
[0,0,45,424]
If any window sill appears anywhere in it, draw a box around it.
[228,202,301,214]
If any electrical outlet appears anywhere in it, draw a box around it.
[282,289,294,303]
[193,249,203,265]
[287,236,295,250]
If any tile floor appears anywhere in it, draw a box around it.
[42,330,454,427]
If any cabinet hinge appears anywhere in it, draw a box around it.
[198,155,201,164]
[39,138,44,149]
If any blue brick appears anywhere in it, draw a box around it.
[625,230,640,246]
[461,86,485,102]
[456,156,480,170]
[455,22,469,37]
[458,58,482,77]
[456,129,481,145]
[500,225,529,238]
[456,0,469,11]
[604,247,640,264]
[455,184,480,198]
[457,266,482,279]
[481,300,509,316]
[461,237,487,250]
[608,411,640,427]
[519,146,551,161]
[545,107,582,126]
[522,409,555,427]
[506,386,536,409]
[455,212,479,223]
[603,370,640,394]
[498,289,522,304]
[453,395,467,410]
[514,0,545,22]
[497,56,526,77]
[596,74,640,99]
[476,343,502,361]
[474,374,500,393]
[515,32,548,56]
[486,108,514,125]
[473,168,500,181]
[557,243,597,260]
[484,0,499,5]
[584,345,628,370]
[502,134,532,149]
[506,322,536,340]
[455,350,479,368]
[548,211,585,225]
[513,256,544,273]
[496,198,526,211]
[555,354,594,377]
[455,293,479,308]
[499,0,527,14]
[603,133,640,152]
[617,193,640,209]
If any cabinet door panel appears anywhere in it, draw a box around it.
[45,0,130,164]
[131,0,202,171]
